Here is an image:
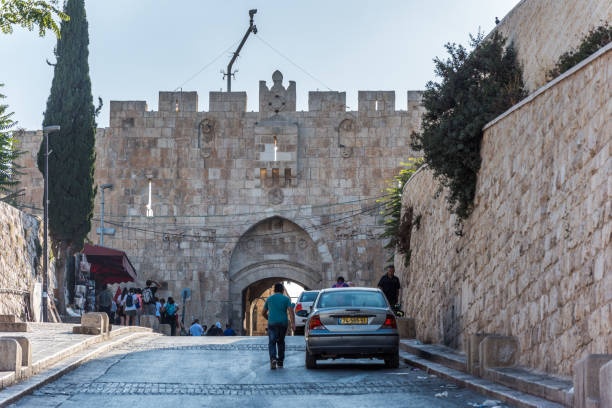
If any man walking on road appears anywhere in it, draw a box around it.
[262,282,295,369]
[378,265,400,306]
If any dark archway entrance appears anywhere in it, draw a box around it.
[228,216,324,334]
[242,278,306,336]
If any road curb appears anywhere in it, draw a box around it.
[0,331,157,407]
[400,352,564,408]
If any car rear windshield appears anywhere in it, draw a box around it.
[316,291,387,308]
[300,291,319,302]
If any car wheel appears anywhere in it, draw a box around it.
[305,349,317,369]
[384,352,399,369]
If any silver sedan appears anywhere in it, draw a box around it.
[304,287,400,369]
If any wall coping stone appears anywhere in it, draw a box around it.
[484,42,612,130]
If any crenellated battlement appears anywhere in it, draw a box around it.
[109,71,423,118]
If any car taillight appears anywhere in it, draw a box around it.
[295,303,303,312]
[308,314,324,330]
[383,314,397,329]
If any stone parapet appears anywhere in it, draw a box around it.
[574,354,612,408]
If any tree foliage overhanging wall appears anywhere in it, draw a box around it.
[547,22,612,80]
[411,32,527,228]
[36,0,96,254]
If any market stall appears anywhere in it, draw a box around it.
[72,244,137,313]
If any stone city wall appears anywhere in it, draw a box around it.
[494,0,611,92]
[14,72,425,331]
[397,45,611,376]
[0,201,51,322]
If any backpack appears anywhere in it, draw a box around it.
[142,287,153,304]
[166,303,176,316]
[125,294,134,307]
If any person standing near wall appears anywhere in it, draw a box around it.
[378,265,400,306]
[142,280,160,315]
[97,284,112,320]
[262,283,295,370]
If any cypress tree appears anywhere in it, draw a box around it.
[37,0,96,309]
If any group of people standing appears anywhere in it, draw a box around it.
[96,279,182,335]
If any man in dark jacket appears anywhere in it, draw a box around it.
[378,265,400,306]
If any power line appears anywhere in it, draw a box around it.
[13,193,391,218]
[255,35,333,91]
[96,193,391,220]
[173,40,240,91]
[98,202,385,243]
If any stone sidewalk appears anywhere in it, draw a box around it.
[0,323,154,390]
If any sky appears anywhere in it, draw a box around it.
[1,0,520,130]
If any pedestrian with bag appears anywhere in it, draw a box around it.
[262,282,295,369]
[123,288,138,326]
[142,280,160,315]
[163,297,178,336]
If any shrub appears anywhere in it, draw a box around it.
[411,31,526,229]
[548,23,611,80]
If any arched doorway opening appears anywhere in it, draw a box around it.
[244,278,305,336]
[228,216,324,334]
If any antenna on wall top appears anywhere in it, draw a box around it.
[223,9,258,92]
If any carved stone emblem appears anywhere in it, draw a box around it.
[199,118,216,143]
[341,147,353,158]
[268,187,284,205]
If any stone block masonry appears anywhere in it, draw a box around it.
[397,44,611,377]
[0,202,53,322]
[13,70,426,333]
[494,0,611,92]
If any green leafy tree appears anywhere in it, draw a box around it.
[548,23,612,80]
[36,0,97,310]
[411,31,526,229]
[379,158,423,266]
[0,0,68,37]
[0,84,23,200]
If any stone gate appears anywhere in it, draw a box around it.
[14,71,425,333]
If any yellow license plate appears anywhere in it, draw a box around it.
[340,317,368,325]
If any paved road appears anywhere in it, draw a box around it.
[10,335,511,408]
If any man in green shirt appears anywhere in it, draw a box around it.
[262,283,295,369]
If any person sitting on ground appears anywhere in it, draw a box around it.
[206,322,224,336]
[142,279,160,315]
[332,276,349,288]
[202,324,208,333]
[223,323,236,336]
[189,319,204,336]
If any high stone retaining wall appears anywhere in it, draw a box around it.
[494,0,611,92]
[0,201,51,322]
[396,45,611,377]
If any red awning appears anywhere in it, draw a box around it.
[82,243,137,284]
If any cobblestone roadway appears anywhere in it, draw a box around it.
[10,336,512,408]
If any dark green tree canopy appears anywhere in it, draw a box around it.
[37,0,96,251]
[411,31,526,227]
[0,83,23,198]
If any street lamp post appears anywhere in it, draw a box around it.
[99,183,113,246]
[42,125,60,323]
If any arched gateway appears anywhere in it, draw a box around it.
[228,216,330,334]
